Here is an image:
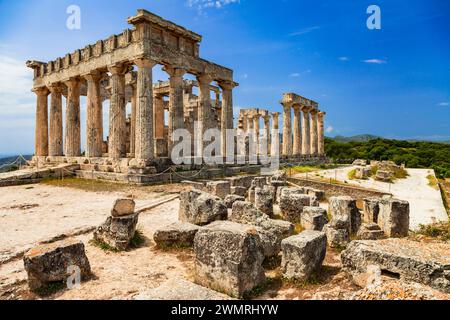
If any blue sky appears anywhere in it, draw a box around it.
[0,0,449,155]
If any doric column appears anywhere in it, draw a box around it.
[263,115,271,156]
[301,107,311,156]
[253,114,260,155]
[218,81,235,157]
[165,66,186,154]
[271,112,280,156]
[310,109,318,156]
[108,64,127,159]
[292,105,302,156]
[134,59,156,161]
[33,87,50,157]
[282,103,292,156]
[129,79,137,156]
[64,78,81,157]
[153,95,165,139]
[85,71,103,158]
[48,84,63,156]
[196,74,212,158]
[318,111,326,156]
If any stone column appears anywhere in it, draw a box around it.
[85,71,103,158]
[153,95,165,139]
[48,85,63,156]
[64,79,81,157]
[318,111,326,156]
[253,115,260,155]
[108,65,127,159]
[196,74,212,158]
[263,115,271,156]
[134,59,156,161]
[301,107,311,156]
[129,82,137,156]
[282,103,292,156]
[310,109,318,156]
[166,66,186,154]
[271,112,280,156]
[33,87,49,157]
[219,81,234,157]
[292,105,302,156]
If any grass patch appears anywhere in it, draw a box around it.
[427,175,439,190]
[348,169,357,180]
[32,281,66,297]
[242,277,280,299]
[89,239,119,253]
[293,223,304,235]
[393,167,408,179]
[282,275,322,288]
[130,230,146,249]
[416,222,450,241]
[291,166,320,174]
[156,242,193,251]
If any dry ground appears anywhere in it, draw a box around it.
[0,179,448,300]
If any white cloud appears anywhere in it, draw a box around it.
[326,126,334,133]
[187,0,240,14]
[339,56,349,61]
[288,26,321,37]
[363,59,387,64]
[240,73,248,79]
[290,73,300,77]
[437,102,449,106]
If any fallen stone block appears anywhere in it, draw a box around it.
[378,198,410,237]
[227,175,256,189]
[255,187,274,217]
[231,186,247,197]
[305,188,325,202]
[357,223,385,240]
[341,239,450,293]
[206,181,231,199]
[363,198,380,224]
[301,206,328,231]
[23,239,91,291]
[111,198,135,217]
[329,196,361,235]
[153,222,201,248]
[279,192,312,223]
[225,195,246,209]
[323,225,350,248]
[179,190,228,226]
[94,213,139,251]
[231,201,268,225]
[281,231,327,281]
[135,278,232,300]
[194,221,266,298]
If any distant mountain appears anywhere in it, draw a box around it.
[0,155,32,173]
[331,134,380,143]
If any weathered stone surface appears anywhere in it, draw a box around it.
[323,225,350,248]
[94,213,139,251]
[329,196,361,234]
[341,239,450,293]
[376,170,393,182]
[279,190,312,223]
[194,221,266,298]
[231,186,247,197]
[305,188,325,202]
[251,177,268,189]
[281,231,327,281]
[353,159,367,166]
[111,198,135,217]
[179,190,228,226]
[357,223,385,240]
[224,195,246,209]
[23,239,91,290]
[227,175,256,189]
[378,198,410,237]
[153,222,200,248]
[255,187,274,217]
[135,278,233,300]
[363,198,380,224]
[231,201,268,225]
[355,166,372,179]
[301,206,328,231]
[206,180,231,199]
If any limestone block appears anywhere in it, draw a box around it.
[279,191,312,223]
[281,231,327,281]
[231,201,268,225]
[194,221,266,298]
[153,222,201,248]
[206,180,231,199]
[305,188,325,202]
[356,223,385,240]
[255,187,274,217]
[23,239,91,290]
[111,198,135,217]
[378,198,410,237]
[224,195,246,209]
[353,159,367,166]
[301,206,328,231]
[93,213,139,251]
[329,196,361,235]
[231,186,247,197]
[323,225,350,248]
[363,198,380,224]
[341,239,450,293]
[179,190,228,226]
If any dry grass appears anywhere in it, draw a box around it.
[416,222,450,241]
[427,175,439,190]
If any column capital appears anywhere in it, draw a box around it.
[163,65,186,78]
[83,70,102,82]
[134,58,156,69]
[282,101,293,111]
[32,86,49,96]
[301,105,312,113]
[310,108,319,115]
[218,80,237,91]
[197,73,213,85]
[318,111,326,118]
[48,84,64,94]
[107,64,128,75]
[293,104,302,113]
[63,77,81,89]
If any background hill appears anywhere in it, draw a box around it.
[0,155,32,173]
[331,134,380,143]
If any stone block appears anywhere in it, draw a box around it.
[153,222,201,248]
[329,196,361,235]
[224,195,246,209]
[281,231,327,281]
[378,198,410,237]
[231,186,247,197]
[206,181,231,199]
[194,221,266,298]
[357,223,385,240]
[23,239,91,291]
[363,198,380,224]
[255,187,274,217]
[93,213,139,251]
[111,198,135,217]
[179,190,228,226]
[305,188,325,202]
[323,225,350,248]
[301,206,328,231]
[279,191,312,223]
[231,201,268,225]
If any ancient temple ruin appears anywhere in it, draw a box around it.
[26,9,327,182]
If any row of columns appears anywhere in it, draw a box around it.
[282,103,326,156]
[33,59,235,163]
